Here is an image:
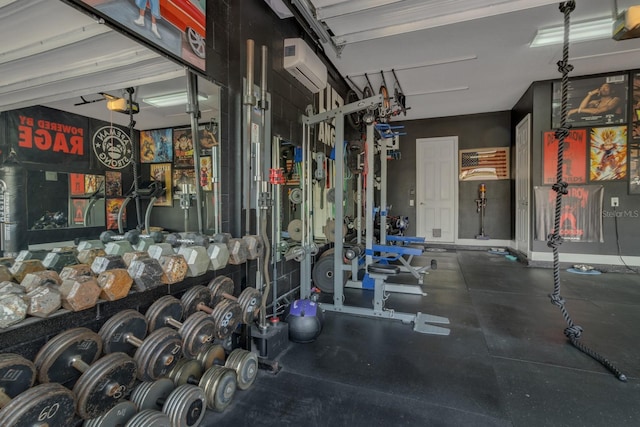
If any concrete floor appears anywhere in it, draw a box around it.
[203,250,640,427]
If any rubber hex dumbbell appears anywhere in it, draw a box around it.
[168,358,237,412]
[208,276,262,324]
[100,230,140,255]
[34,328,137,420]
[165,234,210,278]
[42,247,79,273]
[165,233,210,248]
[181,285,242,340]
[0,354,76,426]
[133,231,165,252]
[146,295,217,358]
[130,378,206,427]
[194,345,259,391]
[99,309,182,381]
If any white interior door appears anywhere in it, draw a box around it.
[515,114,531,257]
[416,137,458,243]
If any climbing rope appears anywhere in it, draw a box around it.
[547,1,626,382]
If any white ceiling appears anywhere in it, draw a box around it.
[0,0,639,129]
[294,0,640,120]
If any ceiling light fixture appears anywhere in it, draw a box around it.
[530,17,613,47]
[143,92,208,107]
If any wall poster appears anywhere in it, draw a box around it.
[173,169,197,194]
[552,74,628,129]
[589,126,627,181]
[633,72,640,140]
[534,185,603,243]
[458,147,510,181]
[69,173,85,196]
[71,199,89,225]
[173,127,194,168]
[150,163,172,206]
[140,128,173,163]
[630,142,640,194]
[105,171,122,197]
[106,198,126,230]
[199,157,213,191]
[542,129,587,184]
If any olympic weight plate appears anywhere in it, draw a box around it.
[73,352,137,420]
[210,299,241,340]
[34,327,102,386]
[207,276,234,308]
[168,358,202,387]
[195,343,226,370]
[0,383,76,427]
[312,253,348,294]
[146,295,184,332]
[124,409,171,427]
[225,349,258,391]
[164,384,206,427]
[84,400,137,427]
[288,187,302,205]
[237,288,261,324]
[0,354,35,399]
[181,285,213,318]
[198,365,237,412]
[179,312,216,358]
[99,310,148,356]
[129,378,174,411]
[287,219,303,242]
[134,327,182,381]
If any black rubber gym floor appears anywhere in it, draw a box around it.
[203,250,640,426]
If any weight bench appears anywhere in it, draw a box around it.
[368,243,437,285]
[366,263,450,335]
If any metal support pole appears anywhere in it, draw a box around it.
[243,40,256,236]
[186,70,204,233]
[380,137,388,245]
[365,123,374,267]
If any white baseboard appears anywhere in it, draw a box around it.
[530,251,640,266]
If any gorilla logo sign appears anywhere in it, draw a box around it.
[93,126,133,169]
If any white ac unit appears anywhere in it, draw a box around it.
[283,38,327,93]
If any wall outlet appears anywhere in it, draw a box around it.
[409,199,414,207]
[611,197,619,207]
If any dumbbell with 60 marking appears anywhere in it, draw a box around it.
[191,345,259,391]
[34,328,138,420]
[180,285,241,339]
[129,379,206,427]
[208,276,262,324]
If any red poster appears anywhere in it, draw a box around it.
[69,173,85,196]
[106,198,126,230]
[543,129,587,184]
[71,199,88,225]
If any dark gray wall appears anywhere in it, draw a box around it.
[388,111,512,240]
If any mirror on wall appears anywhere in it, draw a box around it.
[27,170,106,230]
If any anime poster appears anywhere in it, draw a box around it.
[150,163,172,206]
[552,74,628,129]
[173,128,194,168]
[542,129,587,184]
[630,142,640,194]
[199,123,218,149]
[200,157,213,191]
[140,128,173,163]
[633,73,640,140]
[590,126,627,181]
[173,169,196,194]
[69,173,85,196]
[105,171,122,197]
[84,174,104,194]
[534,185,603,242]
[71,199,89,225]
[106,198,126,230]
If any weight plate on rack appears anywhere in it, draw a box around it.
[225,349,258,391]
[130,378,174,411]
[210,299,241,340]
[123,409,171,427]
[181,285,213,318]
[195,343,226,370]
[34,327,102,386]
[134,327,182,381]
[164,384,206,427]
[207,276,234,308]
[146,295,184,332]
[237,288,261,324]
[168,358,202,387]
[0,353,36,398]
[287,219,303,242]
[73,352,137,420]
[0,383,76,427]
[179,312,216,358]
[198,365,237,412]
[99,310,148,356]
[84,400,137,427]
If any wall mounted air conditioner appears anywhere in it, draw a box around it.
[283,38,327,93]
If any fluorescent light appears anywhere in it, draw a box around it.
[143,92,208,107]
[530,18,613,47]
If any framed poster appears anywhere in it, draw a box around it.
[140,128,173,163]
[150,163,172,206]
[173,128,194,168]
[69,173,85,196]
[552,74,628,128]
[633,72,640,140]
[199,157,213,191]
[199,123,218,149]
[589,126,627,181]
[630,142,640,194]
[106,198,126,230]
[173,169,196,194]
[84,174,104,194]
[105,171,122,197]
[71,199,89,225]
[543,129,587,184]
[459,147,509,181]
